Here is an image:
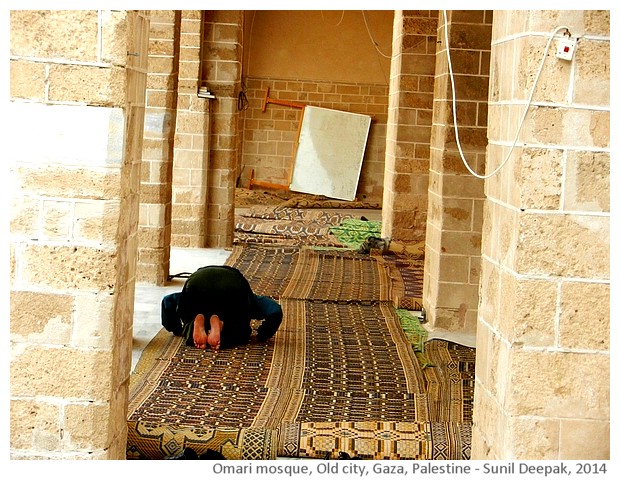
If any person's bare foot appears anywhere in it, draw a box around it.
[207,314,223,350]
[192,314,208,349]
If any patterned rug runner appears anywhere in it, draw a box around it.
[126,421,279,460]
[422,339,476,424]
[223,245,392,303]
[253,300,427,430]
[281,248,393,303]
[381,251,425,311]
[128,244,474,460]
[225,244,300,300]
[279,421,470,460]
[234,205,359,247]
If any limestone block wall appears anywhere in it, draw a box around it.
[240,77,388,204]
[423,11,491,334]
[9,10,149,459]
[382,10,438,243]
[473,10,610,459]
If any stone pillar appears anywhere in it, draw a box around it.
[473,10,610,459]
[170,10,212,248]
[9,10,149,459]
[383,11,437,245]
[202,10,243,247]
[423,10,491,334]
[138,11,181,284]
[167,10,241,249]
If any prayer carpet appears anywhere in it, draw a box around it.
[127,244,473,460]
[281,248,393,303]
[126,421,278,460]
[422,339,476,424]
[225,244,300,300]
[381,252,425,311]
[279,421,470,460]
[234,205,357,247]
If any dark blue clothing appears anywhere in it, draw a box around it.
[161,266,282,348]
[161,291,183,336]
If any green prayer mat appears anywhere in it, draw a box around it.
[396,309,433,368]
[329,218,382,250]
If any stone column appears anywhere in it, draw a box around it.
[423,10,491,334]
[9,10,148,459]
[137,11,181,284]
[473,10,610,459]
[202,10,243,247]
[167,10,242,249]
[383,11,438,247]
[170,10,212,248]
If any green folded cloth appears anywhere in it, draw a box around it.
[395,309,434,369]
[329,218,382,250]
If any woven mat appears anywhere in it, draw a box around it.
[381,251,425,311]
[281,248,393,303]
[128,244,473,460]
[240,205,357,223]
[223,245,392,303]
[280,421,470,460]
[422,339,476,424]
[224,244,300,300]
[255,300,427,430]
[127,299,427,456]
[126,421,278,460]
[234,205,359,247]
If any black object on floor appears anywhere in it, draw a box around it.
[167,272,192,281]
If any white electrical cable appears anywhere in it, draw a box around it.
[244,11,257,77]
[443,10,571,179]
[321,10,345,26]
[362,11,391,59]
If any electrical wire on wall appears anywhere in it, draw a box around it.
[321,10,345,26]
[238,12,256,112]
[442,10,572,179]
[361,11,391,85]
[244,11,257,76]
[362,11,391,59]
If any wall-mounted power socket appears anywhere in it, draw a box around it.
[556,38,577,61]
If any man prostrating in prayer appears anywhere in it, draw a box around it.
[160,265,282,350]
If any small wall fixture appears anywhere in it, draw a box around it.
[198,86,216,99]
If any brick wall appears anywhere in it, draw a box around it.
[240,77,389,204]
